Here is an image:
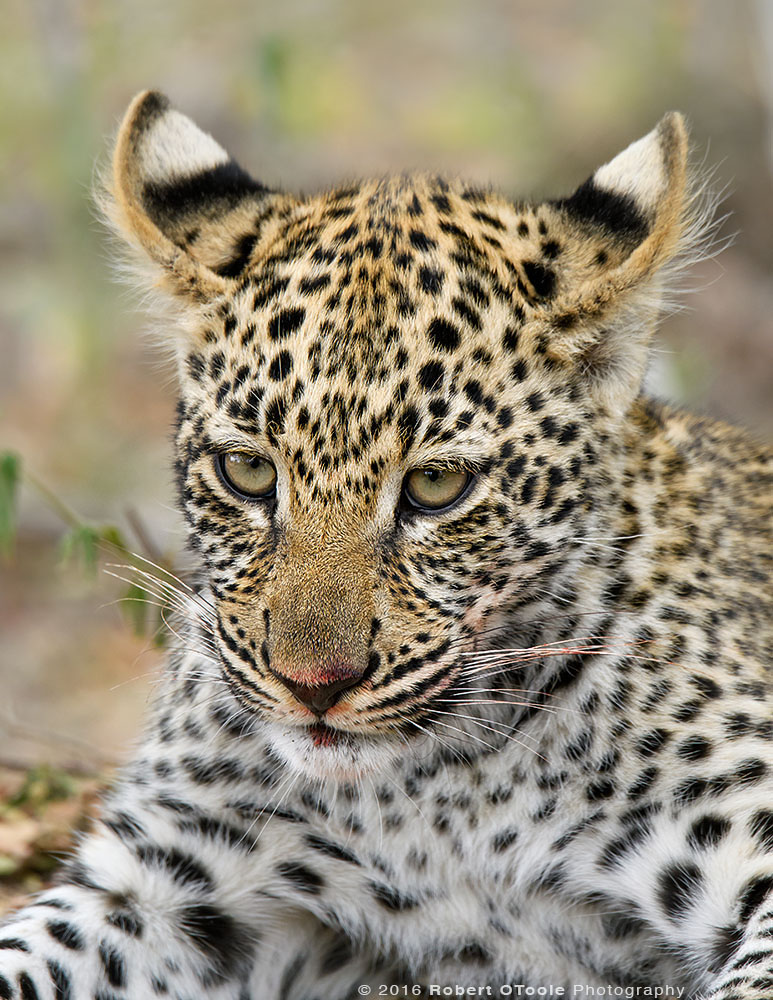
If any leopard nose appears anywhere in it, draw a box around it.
[269,671,363,715]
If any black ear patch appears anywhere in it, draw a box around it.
[142,161,269,228]
[554,177,649,245]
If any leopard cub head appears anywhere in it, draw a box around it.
[105,91,693,780]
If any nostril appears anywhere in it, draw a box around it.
[271,672,363,715]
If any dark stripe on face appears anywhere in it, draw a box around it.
[220,658,279,704]
[367,663,454,713]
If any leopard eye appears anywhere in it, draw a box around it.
[217,453,277,500]
[402,467,472,513]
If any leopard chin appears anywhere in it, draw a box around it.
[265,720,404,782]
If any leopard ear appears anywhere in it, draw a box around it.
[535,113,691,415]
[104,90,285,301]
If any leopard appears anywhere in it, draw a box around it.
[0,89,771,1000]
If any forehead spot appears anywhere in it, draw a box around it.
[418,361,445,393]
[268,307,305,341]
[268,350,294,381]
[418,266,444,296]
[427,318,461,352]
[409,230,437,252]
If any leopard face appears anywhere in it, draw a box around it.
[107,92,691,779]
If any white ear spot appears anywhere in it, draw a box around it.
[141,109,230,185]
[593,123,669,215]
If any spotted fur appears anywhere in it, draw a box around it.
[0,91,771,999]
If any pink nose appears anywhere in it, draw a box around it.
[269,670,364,715]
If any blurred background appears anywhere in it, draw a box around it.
[0,0,772,858]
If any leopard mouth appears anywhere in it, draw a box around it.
[307,721,350,748]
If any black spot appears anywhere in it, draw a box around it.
[264,395,288,439]
[208,351,225,380]
[556,177,649,243]
[304,833,360,865]
[519,475,537,504]
[525,391,544,412]
[398,405,421,454]
[657,862,703,920]
[750,811,773,852]
[463,379,483,405]
[0,939,29,951]
[739,875,773,922]
[99,942,126,988]
[511,359,528,382]
[451,296,482,331]
[276,861,324,894]
[458,941,492,964]
[18,974,40,1000]
[106,909,143,937]
[598,825,649,869]
[586,778,615,801]
[492,828,518,852]
[735,758,767,785]
[46,960,72,1000]
[502,327,520,352]
[506,455,526,480]
[268,350,293,381]
[46,920,85,951]
[430,193,451,213]
[674,776,707,805]
[676,735,711,761]
[299,273,331,294]
[688,815,731,850]
[601,912,648,941]
[407,193,424,215]
[409,230,437,251]
[418,361,445,392]
[636,729,670,757]
[136,845,213,891]
[418,267,444,295]
[335,223,358,242]
[214,232,259,278]
[692,675,723,700]
[186,352,205,381]
[180,903,253,978]
[369,881,419,912]
[471,210,505,231]
[268,307,305,341]
[522,260,556,299]
[427,318,461,352]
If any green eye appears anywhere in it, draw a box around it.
[402,467,472,512]
[217,452,277,499]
